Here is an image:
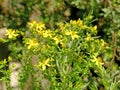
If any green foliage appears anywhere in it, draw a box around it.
[0,57,12,88]
[1,18,119,89]
[0,0,120,90]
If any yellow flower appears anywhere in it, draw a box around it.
[27,20,37,28]
[77,18,83,27]
[37,22,46,30]
[37,29,42,35]
[91,56,104,66]
[28,21,46,31]
[38,58,50,71]
[101,39,107,47]
[60,42,66,48]
[65,30,79,40]
[85,36,91,41]
[53,36,62,45]
[90,25,97,34]
[3,59,7,64]
[85,34,92,42]
[70,20,76,25]
[5,29,19,39]
[26,38,39,49]
[70,19,83,27]
[93,25,97,30]
[43,30,52,38]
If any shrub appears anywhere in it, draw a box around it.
[0,0,120,90]
[1,18,120,89]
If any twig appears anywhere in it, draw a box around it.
[110,31,117,65]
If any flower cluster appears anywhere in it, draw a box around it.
[27,20,46,31]
[2,18,108,89]
[25,19,106,72]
